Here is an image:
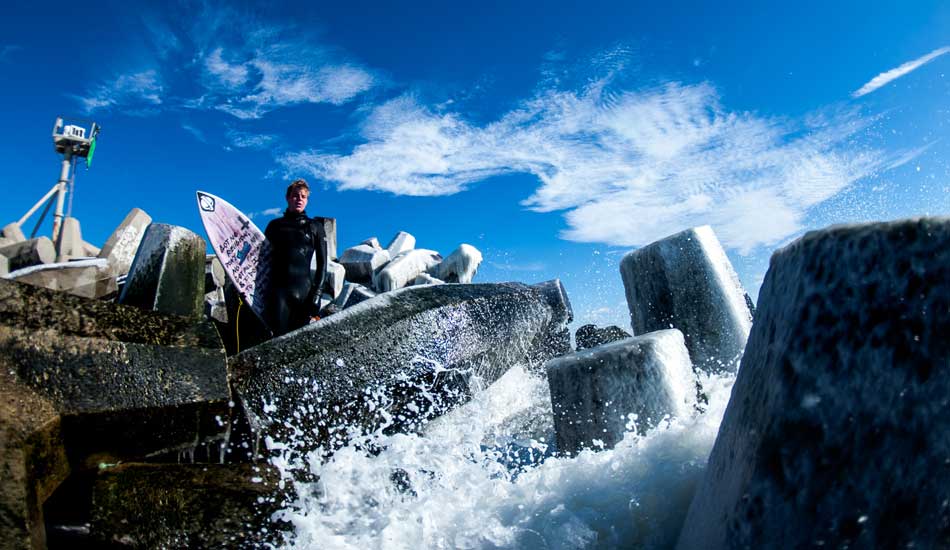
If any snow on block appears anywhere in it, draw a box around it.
[431,243,483,283]
[119,223,206,318]
[386,231,416,257]
[620,225,752,374]
[323,260,346,298]
[374,249,442,292]
[546,329,694,455]
[677,218,950,550]
[339,244,390,284]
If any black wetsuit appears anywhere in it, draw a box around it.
[263,210,328,336]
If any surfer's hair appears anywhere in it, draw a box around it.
[286,179,310,198]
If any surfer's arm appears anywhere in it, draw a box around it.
[307,222,329,316]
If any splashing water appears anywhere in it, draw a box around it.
[266,364,735,549]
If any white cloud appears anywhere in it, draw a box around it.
[279,81,895,253]
[205,47,249,89]
[226,127,277,149]
[852,46,950,98]
[182,123,208,143]
[74,70,163,113]
[249,207,283,219]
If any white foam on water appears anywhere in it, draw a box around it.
[267,364,735,549]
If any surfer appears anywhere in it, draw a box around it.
[263,179,329,336]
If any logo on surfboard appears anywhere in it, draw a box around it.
[198,193,216,212]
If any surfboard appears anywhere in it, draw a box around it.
[196,191,272,329]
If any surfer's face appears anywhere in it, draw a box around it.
[287,189,309,213]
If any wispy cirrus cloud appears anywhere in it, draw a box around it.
[248,207,283,220]
[75,9,376,118]
[226,127,277,150]
[852,46,950,98]
[279,77,906,253]
[73,69,164,114]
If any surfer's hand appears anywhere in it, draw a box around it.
[309,316,320,323]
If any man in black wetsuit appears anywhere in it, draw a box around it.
[263,179,328,336]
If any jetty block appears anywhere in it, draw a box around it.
[230,282,569,455]
[119,223,206,318]
[621,225,752,373]
[0,237,56,272]
[547,329,694,455]
[678,219,950,549]
[0,278,228,549]
[97,208,152,276]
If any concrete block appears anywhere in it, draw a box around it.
[2,222,26,243]
[342,282,376,308]
[374,249,442,292]
[413,273,444,286]
[0,237,56,272]
[90,463,284,548]
[360,237,381,249]
[678,218,950,550]
[339,244,390,284]
[313,216,337,260]
[56,216,83,260]
[324,260,345,298]
[98,208,152,276]
[81,240,101,257]
[0,278,229,546]
[205,288,228,323]
[9,259,117,300]
[575,324,631,351]
[430,243,482,283]
[386,231,416,257]
[0,254,7,277]
[547,329,694,455]
[620,225,751,374]
[119,223,207,318]
[231,282,564,453]
[0,377,70,550]
[531,279,573,326]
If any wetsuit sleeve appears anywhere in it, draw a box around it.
[306,221,329,316]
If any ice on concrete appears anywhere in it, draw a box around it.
[374,249,442,292]
[430,244,483,284]
[386,231,416,257]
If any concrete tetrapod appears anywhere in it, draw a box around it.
[677,218,950,550]
[119,223,206,318]
[230,282,568,456]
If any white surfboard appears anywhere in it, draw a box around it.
[196,191,272,328]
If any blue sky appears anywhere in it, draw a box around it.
[1,0,948,329]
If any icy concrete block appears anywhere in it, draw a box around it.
[56,216,83,260]
[2,222,26,243]
[531,279,573,326]
[431,243,482,283]
[413,273,444,286]
[0,237,56,272]
[360,237,381,249]
[9,259,117,299]
[386,231,416,257]
[98,208,152,276]
[324,260,345,298]
[231,282,562,452]
[547,329,694,455]
[678,218,950,550]
[574,324,632,351]
[620,225,752,374]
[313,216,337,260]
[0,254,7,277]
[342,282,376,308]
[208,255,226,288]
[339,244,390,284]
[374,249,442,292]
[119,223,206,318]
